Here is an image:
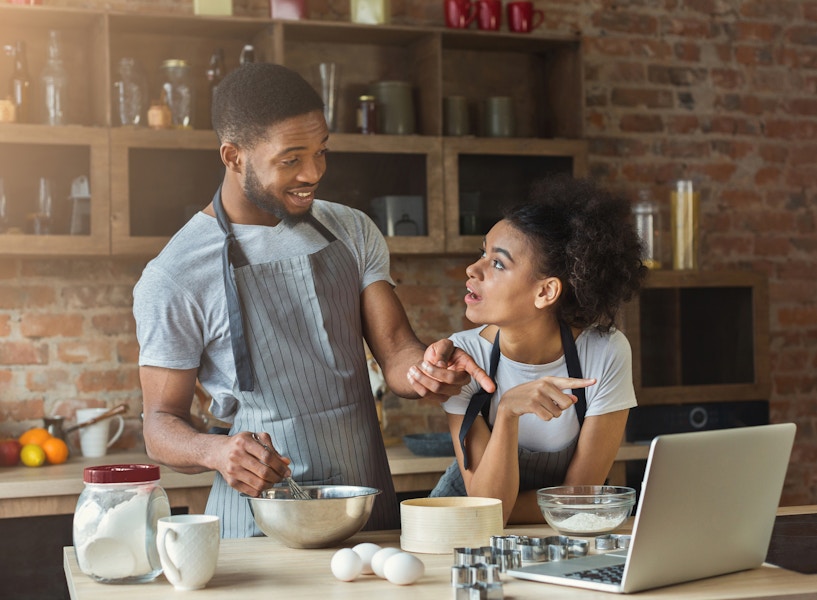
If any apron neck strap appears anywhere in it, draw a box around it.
[214,186,254,391]
[458,322,587,470]
[559,320,586,426]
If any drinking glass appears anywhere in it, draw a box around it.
[318,62,340,132]
[35,177,53,235]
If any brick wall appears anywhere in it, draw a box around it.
[1,0,816,505]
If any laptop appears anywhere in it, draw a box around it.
[507,423,796,593]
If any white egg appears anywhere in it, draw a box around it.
[330,548,363,582]
[383,551,425,585]
[370,546,402,578]
[352,542,381,575]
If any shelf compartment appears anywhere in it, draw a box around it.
[278,25,441,136]
[620,270,771,406]
[0,124,109,255]
[441,32,582,140]
[442,137,588,253]
[107,12,275,130]
[0,4,107,127]
[110,128,220,256]
[324,133,444,254]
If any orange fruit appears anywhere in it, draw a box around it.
[42,437,69,465]
[19,427,51,447]
[20,443,46,467]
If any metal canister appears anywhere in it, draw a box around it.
[357,94,376,134]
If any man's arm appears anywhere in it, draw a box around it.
[140,365,290,497]
[360,281,493,400]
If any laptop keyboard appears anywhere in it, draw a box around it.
[565,563,624,585]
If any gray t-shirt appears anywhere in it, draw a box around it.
[441,326,637,452]
[133,199,393,422]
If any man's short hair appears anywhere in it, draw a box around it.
[212,62,324,148]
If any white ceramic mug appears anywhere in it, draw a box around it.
[76,407,124,458]
[157,515,220,591]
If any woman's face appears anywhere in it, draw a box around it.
[464,219,547,327]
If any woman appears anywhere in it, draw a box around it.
[430,175,647,525]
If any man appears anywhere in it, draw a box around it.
[133,63,492,538]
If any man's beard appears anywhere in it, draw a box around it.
[243,161,311,225]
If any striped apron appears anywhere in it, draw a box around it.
[205,189,399,538]
[431,323,585,497]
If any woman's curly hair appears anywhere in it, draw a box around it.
[503,175,648,332]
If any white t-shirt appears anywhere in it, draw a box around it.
[133,199,392,422]
[441,326,637,452]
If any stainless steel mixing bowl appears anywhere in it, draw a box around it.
[243,485,381,548]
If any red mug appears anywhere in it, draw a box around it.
[507,1,544,33]
[477,0,502,31]
[445,0,477,29]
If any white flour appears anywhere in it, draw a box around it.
[551,512,624,533]
[74,486,165,580]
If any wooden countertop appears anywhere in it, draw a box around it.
[63,506,817,600]
[0,443,650,518]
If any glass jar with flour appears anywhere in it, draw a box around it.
[73,464,171,584]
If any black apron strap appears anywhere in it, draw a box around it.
[457,321,587,471]
[213,187,254,392]
[458,330,500,471]
[306,212,337,243]
[560,320,586,426]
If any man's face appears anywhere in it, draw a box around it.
[241,109,329,221]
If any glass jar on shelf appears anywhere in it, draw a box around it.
[40,30,69,126]
[632,190,663,269]
[114,57,148,127]
[159,59,194,129]
[4,40,31,123]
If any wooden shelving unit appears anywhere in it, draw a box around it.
[0,4,586,257]
[619,269,771,406]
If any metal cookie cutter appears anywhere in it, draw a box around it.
[454,547,491,566]
[514,535,589,563]
[595,533,632,551]
[452,561,504,599]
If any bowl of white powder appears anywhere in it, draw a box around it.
[537,486,636,536]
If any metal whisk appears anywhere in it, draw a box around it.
[251,433,312,500]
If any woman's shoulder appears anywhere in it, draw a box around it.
[577,327,632,355]
[450,325,493,347]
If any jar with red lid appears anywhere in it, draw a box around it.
[73,464,171,583]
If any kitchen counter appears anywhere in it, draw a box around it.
[63,506,817,600]
[0,443,650,519]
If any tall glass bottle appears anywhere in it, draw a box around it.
[205,48,225,98]
[40,30,69,125]
[114,57,148,127]
[7,40,31,123]
[670,180,700,270]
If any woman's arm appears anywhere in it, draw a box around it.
[506,409,630,524]
[447,375,595,525]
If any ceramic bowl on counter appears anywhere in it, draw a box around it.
[244,485,380,549]
[536,485,636,536]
